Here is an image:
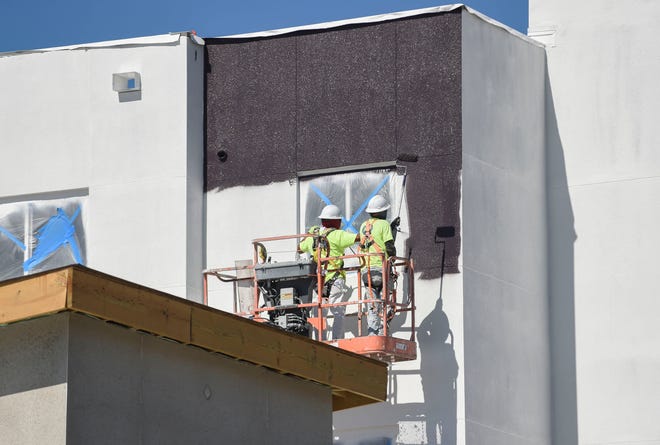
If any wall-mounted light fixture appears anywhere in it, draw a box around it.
[112,72,141,92]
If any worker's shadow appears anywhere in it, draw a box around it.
[334,267,458,445]
[385,267,458,444]
[417,297,458,444]
[394,240,458,444]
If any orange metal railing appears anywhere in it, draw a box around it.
[202,233,417,362]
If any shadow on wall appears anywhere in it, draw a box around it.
[416,293,458,444]
[379,242,459,445]
[545,69,578,445]
[334,242,458,445]
[412,238,458,444]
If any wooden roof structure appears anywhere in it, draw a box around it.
[0,265,387,411]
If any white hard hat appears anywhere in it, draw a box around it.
[318,204,342,220]
[365,195,390,213]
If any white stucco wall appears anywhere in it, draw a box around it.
[205,181,298,311]
[462,10,549,445]
[0,35,204,299]
[205,177,463,445]
[185,39,205,302]
[331,274,463,445]
[530,2,660,444]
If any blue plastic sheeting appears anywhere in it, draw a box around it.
[303,170,396,235]
[0,225,26,251]
[23,207,82,272]
[0,202,85,280]
[344,175,390,233]
[309,183,353,230]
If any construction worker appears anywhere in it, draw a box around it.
[298,204,359,340]
[359,195,396,336]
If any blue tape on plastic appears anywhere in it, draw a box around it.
[309,183,352,229]
[309,175,391,233]
[345,175,390,232]
[0,225,27,251]
[23,206,82,272]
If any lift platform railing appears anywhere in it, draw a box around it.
[202,233,417,362]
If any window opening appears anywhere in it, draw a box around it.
[299,168,402,235]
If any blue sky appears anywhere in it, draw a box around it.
[1,1,527,53]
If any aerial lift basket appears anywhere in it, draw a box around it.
[202,233,417,363]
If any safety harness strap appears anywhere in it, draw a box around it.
[359,219,383,253]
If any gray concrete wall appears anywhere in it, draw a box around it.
[0,313,332,444]
[529,1,660,444]
[461,10,549,445]
[0,313,69,444]
[65,313,332,444]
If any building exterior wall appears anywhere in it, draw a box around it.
[66,312,332,444]
[529,2,660,444]
[205,11,463,278]
[0,312,332,444]
[0,314,69,445]
[204,11,465,445]
[462,11,549,445]
[185,39,206,302]
[0,6,568,444]
[331,275,464,445]
[0,35,204,299]
[204,181,299,310]
[204,9,550,444]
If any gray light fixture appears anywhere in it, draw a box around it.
[112,72,141,92]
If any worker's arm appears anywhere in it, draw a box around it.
[390,217,401,242]
[337,231,360,252]
[298,236,313,255]
[385,240,396,258]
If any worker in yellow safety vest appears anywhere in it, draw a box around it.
[359,195,396,336]
[298,204,359,340]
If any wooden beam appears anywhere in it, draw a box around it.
[68,267,192,343]
[190,305,387,408]
[0,266,388,411]
[0,268,70,324]
[332,391,379,412]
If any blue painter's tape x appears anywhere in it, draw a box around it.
[345,175,390,232]
[309,175,390,233]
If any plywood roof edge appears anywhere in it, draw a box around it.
[0,266,71,324]
[1,265,387,410]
